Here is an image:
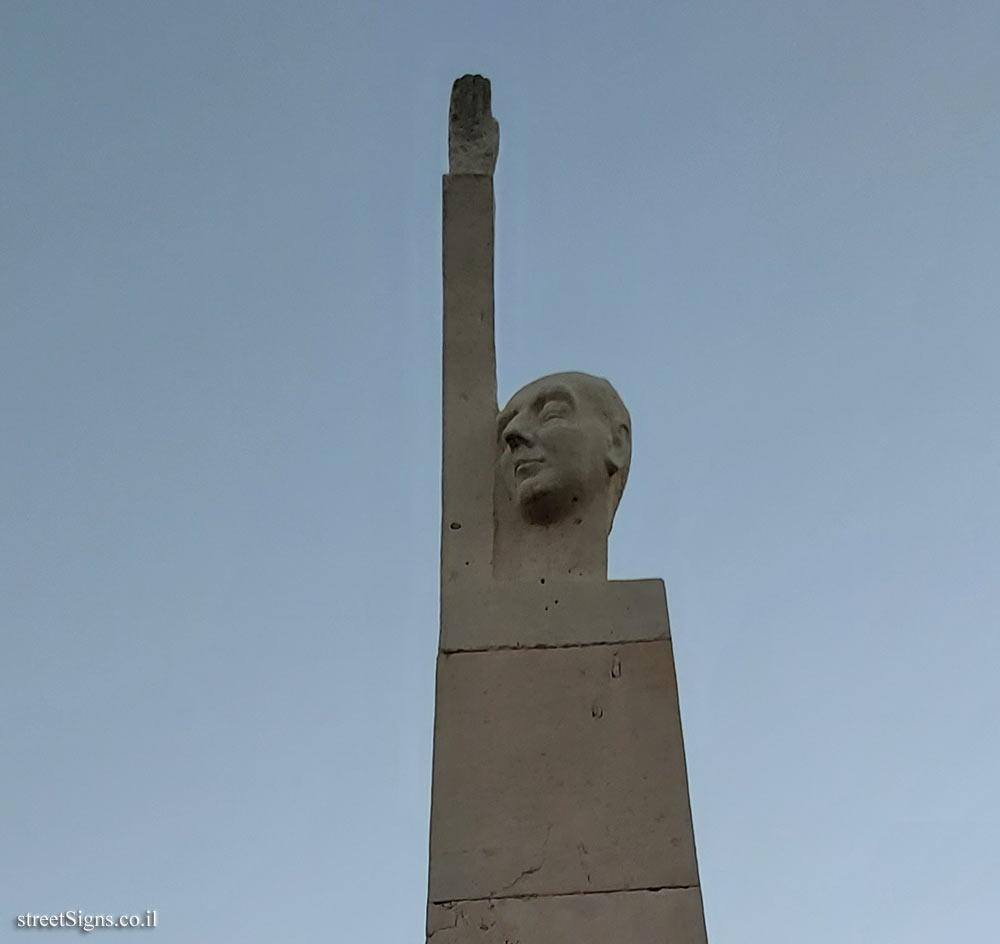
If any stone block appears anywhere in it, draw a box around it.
[428,640,699,902]
[441,578,669,651]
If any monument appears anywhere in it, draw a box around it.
[427,75,708,942]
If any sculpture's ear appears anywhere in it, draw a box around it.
[605,420,631,533]
[606,421,631,477]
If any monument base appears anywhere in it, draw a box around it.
[427,582,707,941]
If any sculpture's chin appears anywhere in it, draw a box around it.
[516,480,577,526]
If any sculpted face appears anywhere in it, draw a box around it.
[497,372,631,529]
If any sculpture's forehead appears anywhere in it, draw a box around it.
[505,375,573,407]
[501,371,601,410]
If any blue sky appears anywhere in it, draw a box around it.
[3,2,998,941]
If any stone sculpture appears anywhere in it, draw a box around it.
[426,75,709,943]
[497,372,631,531]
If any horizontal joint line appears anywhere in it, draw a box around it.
[441,636,669,654]
[431,884,699,905]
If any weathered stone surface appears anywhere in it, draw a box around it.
[428,640,699,902]
[428,888,708,943]
[441,578,669,652]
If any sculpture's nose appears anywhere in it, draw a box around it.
[503,415,534,451]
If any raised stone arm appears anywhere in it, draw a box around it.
[448,75,499,176]
[441,76,499,590]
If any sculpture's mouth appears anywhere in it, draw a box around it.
[513,457,545,480]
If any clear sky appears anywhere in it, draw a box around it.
[2,2,998,941]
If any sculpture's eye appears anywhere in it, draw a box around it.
[540,401,570,423]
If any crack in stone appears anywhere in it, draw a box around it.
[427,904,460,940]
[499,825,553,893]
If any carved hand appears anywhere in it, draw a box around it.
[448,74,499,175]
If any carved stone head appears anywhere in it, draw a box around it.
[497,372,631,531]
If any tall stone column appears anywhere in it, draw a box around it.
[428,75,708,943]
